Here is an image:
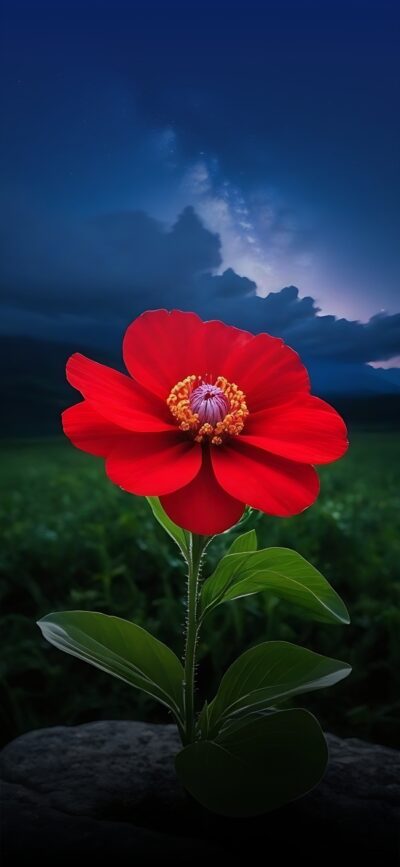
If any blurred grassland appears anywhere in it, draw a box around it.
[1,432,399,748]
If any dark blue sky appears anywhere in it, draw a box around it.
[1,0,400,366]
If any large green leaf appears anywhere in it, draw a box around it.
[146,496,190,559]
[205,641,351,737]
[225,528,257,556]
[37,610,184,722]
[201,547,350,625]
[176,708,328,817]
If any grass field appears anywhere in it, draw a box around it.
[1,432,399,748]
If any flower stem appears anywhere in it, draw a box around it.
[182,533,205,745]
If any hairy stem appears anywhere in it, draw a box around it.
[182,533,205,745]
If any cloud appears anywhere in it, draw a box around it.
[1,203,399,365]
[198,267,257,299]
[280,303,400,363]
[0,205,221,316]
[194,284,400,364]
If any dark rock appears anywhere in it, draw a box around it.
[1,721,399,865]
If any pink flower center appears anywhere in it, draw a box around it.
[189,383,230,426]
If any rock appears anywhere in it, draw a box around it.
[1,721,399,865]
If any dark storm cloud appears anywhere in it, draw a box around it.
[281,307,400,363]
[201,286,400,363]
[1,205,221,315]
[1,204,399,364]
[198,268,257,299]
[216,290,400,364]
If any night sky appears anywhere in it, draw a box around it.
[1,0,400,373]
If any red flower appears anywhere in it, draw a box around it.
[62,309,348,535]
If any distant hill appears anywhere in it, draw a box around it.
[1,335,399,437]
[0,336,120,437]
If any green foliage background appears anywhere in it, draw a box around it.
[1,432,399,748]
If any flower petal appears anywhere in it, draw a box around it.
[66,353,175,432]
[160,448,245,534]
[212,440,320,517]
[241,395,348,464]
[106,431,202,496]
[62,401,131,456]
[223,332,310,412]
[123,309,252,399]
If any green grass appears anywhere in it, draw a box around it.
[1,432,399,748]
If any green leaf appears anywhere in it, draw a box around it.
[225,528,257,556]
[146,496,190,559]
[176,708,328,817]
[201,547,350,625]
[37,610,184,722]
[206,641,351,736]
